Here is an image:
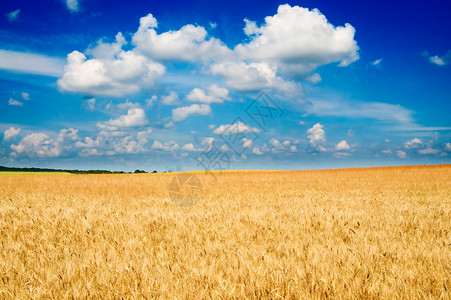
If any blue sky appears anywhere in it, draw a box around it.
[1,0,450,172]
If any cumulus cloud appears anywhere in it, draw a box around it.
[98,108,148,130]
[235,4,359,76]
[396,150,407,158]
[445,143,451,151]
[335,140,350,151]
[242,137,253,148]
[152,140,179,151]
[6,9,20,22]
[307,123,327,151]
[186,84,230,104]
[252,147,264,155]
[11,129,80,158]
[3,127,21,141]
[132,14,231,62]
[0,50,65,77]
[307,73,322,84]
[210,61,299,94]
[58,33,165,97]
[172,104,211,122]
[8,98,23,107]
[403,138,422,149]
[428,51,450,66]
[161,91,179,105]
[213,121,260,135]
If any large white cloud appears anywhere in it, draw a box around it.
[235,4,359,76]
[172,104,211,122]
[58,33,165,97]
[132,14,231,62]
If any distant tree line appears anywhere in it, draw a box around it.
[0,166,163,174]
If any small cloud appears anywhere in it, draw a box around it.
[84,98,96,111]
[371,58,382,66]
[299,120,307,125]
[381,149,392,154]
[307,73,322,84]
[172,104,211,122]
[242,137,253,148]
[98,108,148,130]
[404,138,422,149]
[396,150,407,158]
[186,84,230,104]
[213,121,259,135]
[427,50,451,66]
[384,139,390,143]
[21,92,30,100]
[335,140,350,151]
[161,91,179,105]
[6,9,20,22]
[252,147,263,155]
[209,21,217,29]
[3,127,21,141]
[417,148,439,155]
[445,143,451,151]
[152,140,179,151]
[65,0,80,12]
[8,98,23,107]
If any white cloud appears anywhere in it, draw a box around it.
[65,0,80,12]
[235,4,359,76]
[161,91,179,105]
[172,104,211,122]
[6,9,20,22]
[307,73,322,84]
[290,145,298,152]
[210,61,299,94]
[307,123,327,151]
[3,127,21,141]
[381,149,392,154]
[98,108,148,130]
[0,50,65,77]
[186,84,230,104]
[132,14,231,62]
[371,58,382,66]
[335,140,350,151]
[428,51,451,66]
[445,143,451,151]
[417,148,439,155]
[58,33,165,96]
[181,143,200,152]
[84,98,96,111]
[152,140,179,151]
[299,121,307,125]
[242,137,253,148]
[21,92,30,100]
[252,147,264,155]
[11,129,80,158]
[404,138,422,149]
[213,121,260,135]
[396,150,407,158]
[8,98,23,107]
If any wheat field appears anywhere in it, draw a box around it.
[0,165,450,299]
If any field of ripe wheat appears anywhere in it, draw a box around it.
[0,165,450,299]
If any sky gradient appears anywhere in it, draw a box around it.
[1,0,450,172]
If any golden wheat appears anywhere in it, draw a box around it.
[0,165,450,299]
